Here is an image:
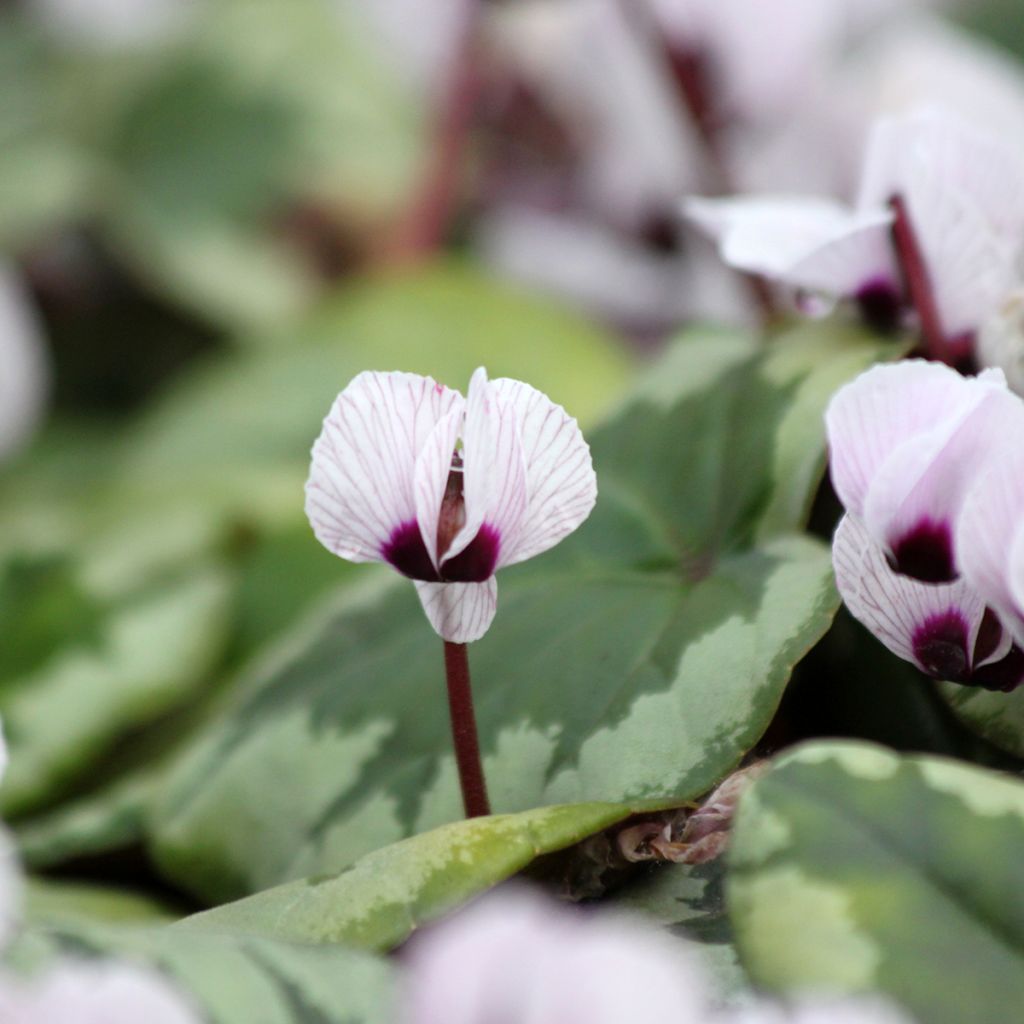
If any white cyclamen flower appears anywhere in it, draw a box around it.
[306,368,597,643]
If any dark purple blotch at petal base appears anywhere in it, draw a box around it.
[888,519,956,583]
[912,610,970,682]
[441,524,501,583]
[855,277,904,335]
[971,608,1024,692]
[382,521,440,582]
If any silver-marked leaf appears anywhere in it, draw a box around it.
[9,918,394,1024]
[940,683,1024,761]
[728,740,1024,1024]
[179,803,633,951]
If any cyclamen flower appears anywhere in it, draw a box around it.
[688,108,1024,359]
[824,360,1023,583]
[833,514,1024,691]
[306,368,597,643]
[403,887,915,1024]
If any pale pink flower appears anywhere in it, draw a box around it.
[833,514,1024,691]
[403,888,709,1024]
[825,361,1023,583]
[305,368,596,643]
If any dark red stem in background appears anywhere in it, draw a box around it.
[889,194,947,361]
[443,641,491,818]
[385,2,481,263]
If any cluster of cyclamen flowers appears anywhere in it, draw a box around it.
[826,360,1024,691]
[403,887,914,1024]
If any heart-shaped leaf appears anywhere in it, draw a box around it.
[728,740,1024,1024]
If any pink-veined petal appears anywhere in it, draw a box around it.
[414,579,498,644]
[305,372,464,565]
[441,369,528,576]
[488,377,597,567]
[5,960,200,1024]
[958,447,1024,647]
[833,514,985,676]
[859,375,1023,578]
[414,407,465,571]
[685,195,896,298]
[825,361,1004,521]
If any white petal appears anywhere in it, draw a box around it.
[305,372,464,564]
[7,960,200,1023]
[859,108,1024,339]
[488,377,597,567]
[414,408,465,571]
[859,379,1024,575]
[0,825,21,952]
[825,360,1002,520]
[442,369,527,571]
[833,514,985,672]
[685,195,895,298]
[958,448,1024,647]
[414,579,498,644]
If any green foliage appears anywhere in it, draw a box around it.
[728,741,1024,1024]
[181,803,634,950]
[147,322,885,903]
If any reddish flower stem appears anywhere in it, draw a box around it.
[443,641,491,818]
[889,194,947,361]
[384,2,481,263]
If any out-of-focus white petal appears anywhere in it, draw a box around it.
[825,361,988,521]
[833,514,985,674]
[403,887,708,1024]
[488,377,597,568]
[858,108,1024,339]
[414,579,498,644]
[31,0,191,47]
[0,267,49,463]
[0,825,21,955]
[414,408,465,571]
[958,448,1024,648]
[444,369,527,573]
[3,960,200,1023]
[685,196,895,298]
[306,372,463,565]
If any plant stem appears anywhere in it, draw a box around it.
[889,194,947,361]
[443,641,491,818]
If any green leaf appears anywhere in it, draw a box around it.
[11,918,394,1024]
[180,803,633,951]
[1,564,231,816]
[148,322,881,903]
[25,878,176,928]
[612,860,751,1005]
[940,684,1024,761]
[728,740,1024,1024]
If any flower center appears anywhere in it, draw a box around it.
[888,519,956,583]
[912,609,970,681]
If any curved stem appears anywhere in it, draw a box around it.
[443,641,491,818]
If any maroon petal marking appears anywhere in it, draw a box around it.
[441,524,501,583]
[854,276,904,335]
[972,644,1024,692]
[912,609,970,682]
[888,519,956,583]
[382,521,440,582]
